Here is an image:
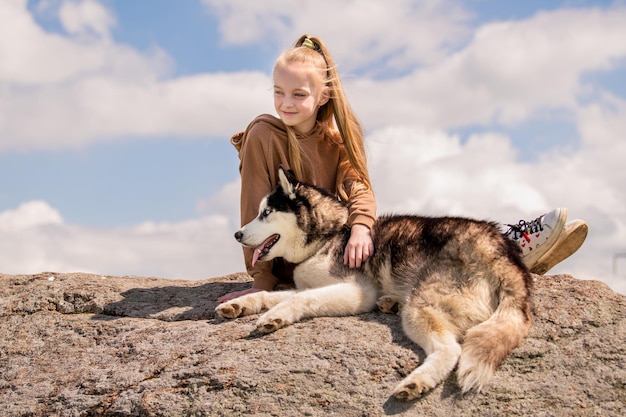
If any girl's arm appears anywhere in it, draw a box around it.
[338,155,377,269]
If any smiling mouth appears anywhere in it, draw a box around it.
[251,234,280,266]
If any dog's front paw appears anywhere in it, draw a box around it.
[256,310,293,333]
[377,296,403,314]
[256,317,285,333]
[391,373,437,401]
[215,301,245,319]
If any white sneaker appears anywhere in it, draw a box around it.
[530,219,588,275]
[504,208,567,267]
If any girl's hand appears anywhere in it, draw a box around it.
[217,287,263,303]
[344,224,374,268]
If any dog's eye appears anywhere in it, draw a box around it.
[262,208,271,217]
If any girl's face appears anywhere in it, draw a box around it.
[273,62,329,134]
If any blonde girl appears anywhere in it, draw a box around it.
[218,34,377,302]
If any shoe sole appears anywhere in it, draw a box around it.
[530,220,589,275]
[523,208,568,266]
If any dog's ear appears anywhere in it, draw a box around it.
[278,166,298,200]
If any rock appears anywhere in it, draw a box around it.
[0,272,624,417]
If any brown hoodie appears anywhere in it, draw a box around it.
[231,114,377,290]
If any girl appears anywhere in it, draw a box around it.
[218,34,587,303]
[219,34,376,302]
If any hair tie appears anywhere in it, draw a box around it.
[302,38,316,50]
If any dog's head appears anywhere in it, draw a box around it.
[234,166,348,265]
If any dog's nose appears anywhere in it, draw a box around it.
[234,230,243,242]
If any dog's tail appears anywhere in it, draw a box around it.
[456,271,532,393]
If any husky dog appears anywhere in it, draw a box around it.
[216,167,532,400]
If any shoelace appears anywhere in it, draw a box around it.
[505,217,544,241]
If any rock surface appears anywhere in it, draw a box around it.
[0,272,624,417]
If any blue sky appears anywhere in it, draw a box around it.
[1,0,625,294]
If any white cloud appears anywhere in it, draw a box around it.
[195,178,241,217]
[0,198,244,280]
[58,0,116,39]
[367,127,546,219]
[202,0,470,72]
[349,7,626,130]
[0,0,170,85]
[0,200,63,231]
[0,72,271,151]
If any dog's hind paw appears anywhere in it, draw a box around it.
[377,296,403,314]
[215,302,245,319]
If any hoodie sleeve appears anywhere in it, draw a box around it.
[336,147,377,230]
[232,119,281,291]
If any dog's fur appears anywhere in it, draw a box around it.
[216,167,532,400]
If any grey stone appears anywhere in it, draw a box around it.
[0,272,624,416]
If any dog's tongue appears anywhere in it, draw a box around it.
[251,247,263,267]
[251,235,278,266]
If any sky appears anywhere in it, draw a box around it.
[1,0,625,295]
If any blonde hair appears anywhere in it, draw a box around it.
[273,34,371,200]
